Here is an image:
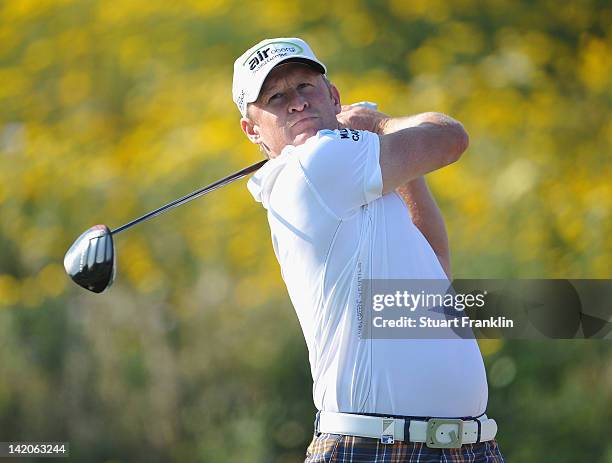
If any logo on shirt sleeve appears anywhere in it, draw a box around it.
[339,128,360,142]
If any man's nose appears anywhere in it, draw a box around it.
[288,90,308,113]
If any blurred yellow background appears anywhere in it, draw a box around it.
[0,0,610,461]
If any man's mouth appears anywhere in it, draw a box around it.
[291,116,318,127]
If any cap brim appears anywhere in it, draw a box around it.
[276,57,325,75]
[244,57,326,110]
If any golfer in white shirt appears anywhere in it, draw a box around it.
[233,37,505,463]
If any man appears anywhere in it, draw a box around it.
[233,38,505,462]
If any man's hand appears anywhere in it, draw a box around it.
[336,105,390,134]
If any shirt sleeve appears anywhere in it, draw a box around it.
[296,128,383,218]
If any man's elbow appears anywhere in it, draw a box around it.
[422,112,469,165]
[456,123,470,156]
[447,123,469,164]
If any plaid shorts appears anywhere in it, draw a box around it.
[304,433,505,463]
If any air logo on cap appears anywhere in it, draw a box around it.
[244,41,304,71]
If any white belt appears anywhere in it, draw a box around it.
[318,411,498,449]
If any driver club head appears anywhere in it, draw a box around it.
[64,224,116,293]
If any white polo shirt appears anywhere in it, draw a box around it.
[247,129,488,418]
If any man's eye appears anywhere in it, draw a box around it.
[268,93,282,103]
[298,83,312,89]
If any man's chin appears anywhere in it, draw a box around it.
[291,128,320,146]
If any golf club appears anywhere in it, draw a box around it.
[64,159,267,293]
[64,101,378,294]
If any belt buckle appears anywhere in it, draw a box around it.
[380,418,395,444]
[426,418,463,449]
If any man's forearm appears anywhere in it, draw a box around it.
[396,178,451,278]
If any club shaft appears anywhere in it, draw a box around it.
[111,159,268,235]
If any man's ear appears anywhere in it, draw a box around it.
[329,83,342,115]
[241,116,262,145]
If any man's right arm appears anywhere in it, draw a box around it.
[337,108,469,277]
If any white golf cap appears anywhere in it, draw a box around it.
[232,37,326,116]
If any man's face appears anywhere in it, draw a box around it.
[241,62,341,158]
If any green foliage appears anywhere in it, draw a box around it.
[0,0,610,461]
